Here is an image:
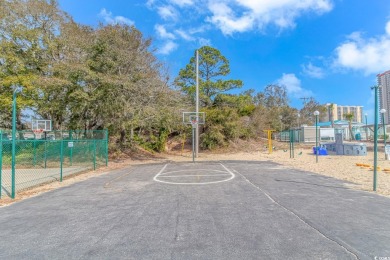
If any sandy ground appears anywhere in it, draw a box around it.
[1,141,390,206]
[169,147,390,197]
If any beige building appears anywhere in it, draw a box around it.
[326,104,364,123]
[378,70,390,124]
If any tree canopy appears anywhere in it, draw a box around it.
[174,46,243,107]
[0,0,332,153]
[0,0,188,152]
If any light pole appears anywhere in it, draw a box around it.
[195,49,199,158]
[381,109,387,157]
[365,113,368,141]
[371,85,379,191]
[314,110,320,163]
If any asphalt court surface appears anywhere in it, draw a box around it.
[0,160,389,259]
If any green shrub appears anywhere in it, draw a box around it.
[134,128,169,153]
[199,107,255,150]
[200,125,226,150]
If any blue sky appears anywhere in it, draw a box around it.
[58,0,390,122]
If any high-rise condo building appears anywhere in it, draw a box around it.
[326,104,364,123]
[378,70,390,124]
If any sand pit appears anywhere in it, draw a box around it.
[164,144,390,197]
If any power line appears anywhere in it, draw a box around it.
[300,97,310,105]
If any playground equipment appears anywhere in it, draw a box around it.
[320,133,367,156]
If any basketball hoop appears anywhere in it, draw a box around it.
[191,119,198,128]
[182,112,205,126]
[33,129,43,136]
[31,119,52,132]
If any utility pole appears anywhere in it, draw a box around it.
[300,97,310,105]
[195,50,199,158]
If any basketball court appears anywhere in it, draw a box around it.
[0,160,389,259]
[0,166,90,196]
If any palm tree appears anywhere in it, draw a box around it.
[344,113,354,140]
[329,103,334,128]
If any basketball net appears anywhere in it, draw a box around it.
[191,119,198,128]
[33,129,43,136]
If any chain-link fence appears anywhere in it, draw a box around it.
[0,130,108,198]
[277,129,302,142]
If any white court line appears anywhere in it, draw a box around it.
[153,164,169,182]
[153,163,235,185]
[159,169,227,175]
[158,174,231,178]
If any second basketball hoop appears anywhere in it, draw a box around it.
[182,112,206,162]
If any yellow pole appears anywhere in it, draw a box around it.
[268,131,272,154]
[263,130,275,154]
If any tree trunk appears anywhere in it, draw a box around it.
[130,128,134,141]
[349,122,354,140]
[120,129,126,145]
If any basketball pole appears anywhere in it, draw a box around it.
[195,49,199,158]
[192,125,195,163]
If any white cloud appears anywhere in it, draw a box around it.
[206,0,333,35]
[158,41,178,55]
[175,29,195,41]
[198,37,211,46]
[189,25,211,34]
[302,62,325,78]
[276,73,312,98]
[386,21,390,35]
[158,5,178,21]
[169,0,194,7]
[206,2,254,35]
[146,0,155,8]
[148,0,333,36]
[334,20,390,75]
[99,9,134,26]
[155,24,176,40]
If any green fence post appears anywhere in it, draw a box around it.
[11,90,17,199]
[60,140,63,182]
[289,130,292,158]
[292,130,295,158]
[69,130,73,166]
[44,139,47,169]
[93,140,96,170]
[105,130,108,166]
[33,139,36,167]
[0,130,2,199]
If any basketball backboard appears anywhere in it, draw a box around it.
[31,119,52,131]
[182,112,205,125]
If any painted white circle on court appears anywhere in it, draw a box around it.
[153,164,235,185]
